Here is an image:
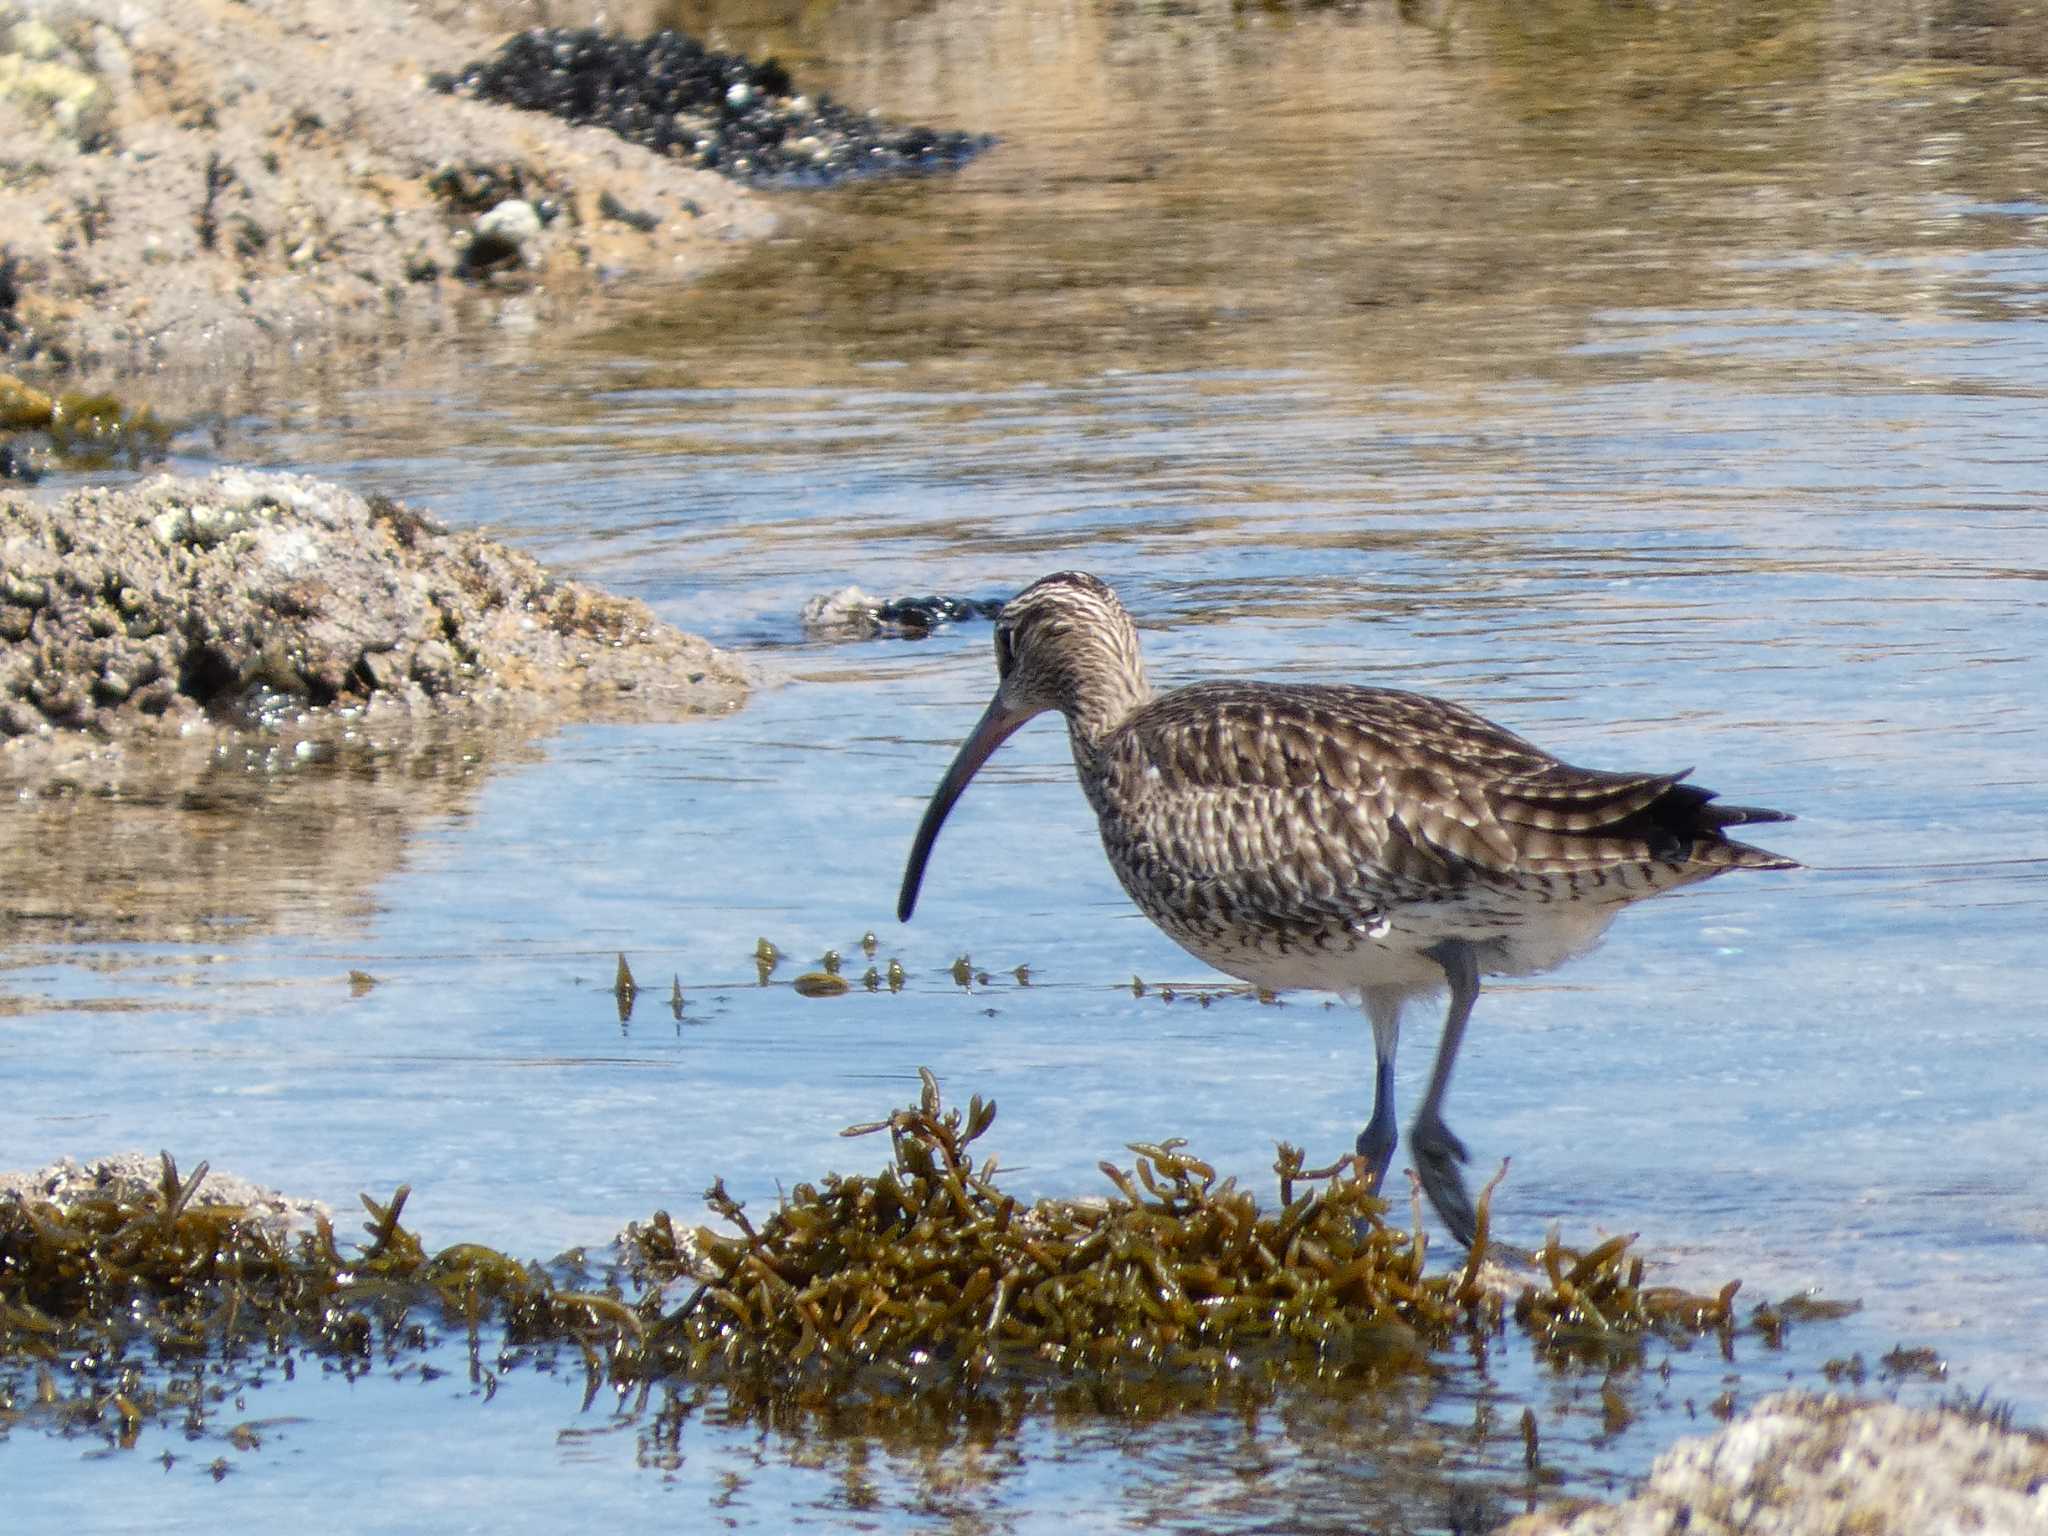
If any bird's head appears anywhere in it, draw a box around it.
[897,571,1150,922]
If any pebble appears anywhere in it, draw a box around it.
[476,198,542,250]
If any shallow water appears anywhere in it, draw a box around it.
[7,0,2048,1527]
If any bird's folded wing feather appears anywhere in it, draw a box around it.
[1118,682,1701,886]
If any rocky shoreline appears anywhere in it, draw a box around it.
[0,0,776,385]
[0,0,1000,783]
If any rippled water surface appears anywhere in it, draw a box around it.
[7,0,2048,1528]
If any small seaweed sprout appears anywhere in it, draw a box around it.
[842,1067,997,1179]
[1943,1387,2019,1434]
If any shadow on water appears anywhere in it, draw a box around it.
[7,0,2048,1529]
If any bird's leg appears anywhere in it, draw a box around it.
[1413,938,1480,1247]
[1354,988,1404,1193]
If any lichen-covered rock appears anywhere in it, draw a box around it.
[0,15,113,147]
[1505,1391,2048,1536]
[0,469,744,789]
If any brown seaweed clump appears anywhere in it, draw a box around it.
[621,1071,1754,1401]
[2,1075,1779,1451]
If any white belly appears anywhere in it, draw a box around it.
[1147,886,1631,1000]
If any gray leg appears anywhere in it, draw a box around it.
[1414,939,1480,1246]
[1354,988,1404,1192]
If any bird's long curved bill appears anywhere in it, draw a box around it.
[898,694,1032,922]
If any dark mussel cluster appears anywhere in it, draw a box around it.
[875,593,1009,633]
[431,27,992,186]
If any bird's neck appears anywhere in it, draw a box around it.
[1062,664,1151,757]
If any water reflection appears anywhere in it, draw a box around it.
[0,728,541,950]
[589,0,2048,394]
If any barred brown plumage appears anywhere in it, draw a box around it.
[898,571,1797,1246]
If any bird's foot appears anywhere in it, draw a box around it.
[1355,1111,1398,1195]
[1411,1111,1477,1248]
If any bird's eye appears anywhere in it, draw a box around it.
[994,625,1016,676]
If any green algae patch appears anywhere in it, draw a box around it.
[0,376,171,473]
[3,1074,1791,1447]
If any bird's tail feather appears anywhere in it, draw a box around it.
[1695,834,1800,871]
[1701,801,1795,828]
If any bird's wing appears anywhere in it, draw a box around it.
[1119,682,1711,883]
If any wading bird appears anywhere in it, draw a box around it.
[897,572,1795,1245]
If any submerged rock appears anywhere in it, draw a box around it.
[1505,1391,2048,1535]
[433,27,992,187]
[0,469,744,791]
